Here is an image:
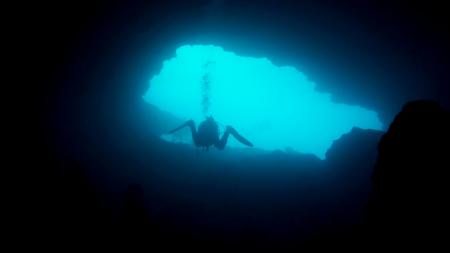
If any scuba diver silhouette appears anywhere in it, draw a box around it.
[168,116,253,150]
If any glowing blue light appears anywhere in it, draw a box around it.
[143,45,383,158]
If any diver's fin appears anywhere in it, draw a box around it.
[227,126,254,147]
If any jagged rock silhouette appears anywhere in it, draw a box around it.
[366,100,450,248]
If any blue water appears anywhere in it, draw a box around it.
[143,45,382,158]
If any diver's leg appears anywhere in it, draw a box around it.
[215,126,253,150]
[215,128,230,150]
[169,120,200,147]
[168,122,188,134]
[227,126,253,147]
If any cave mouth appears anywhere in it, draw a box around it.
[143,44,383,159]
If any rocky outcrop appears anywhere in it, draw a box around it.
[366,100,450,247]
